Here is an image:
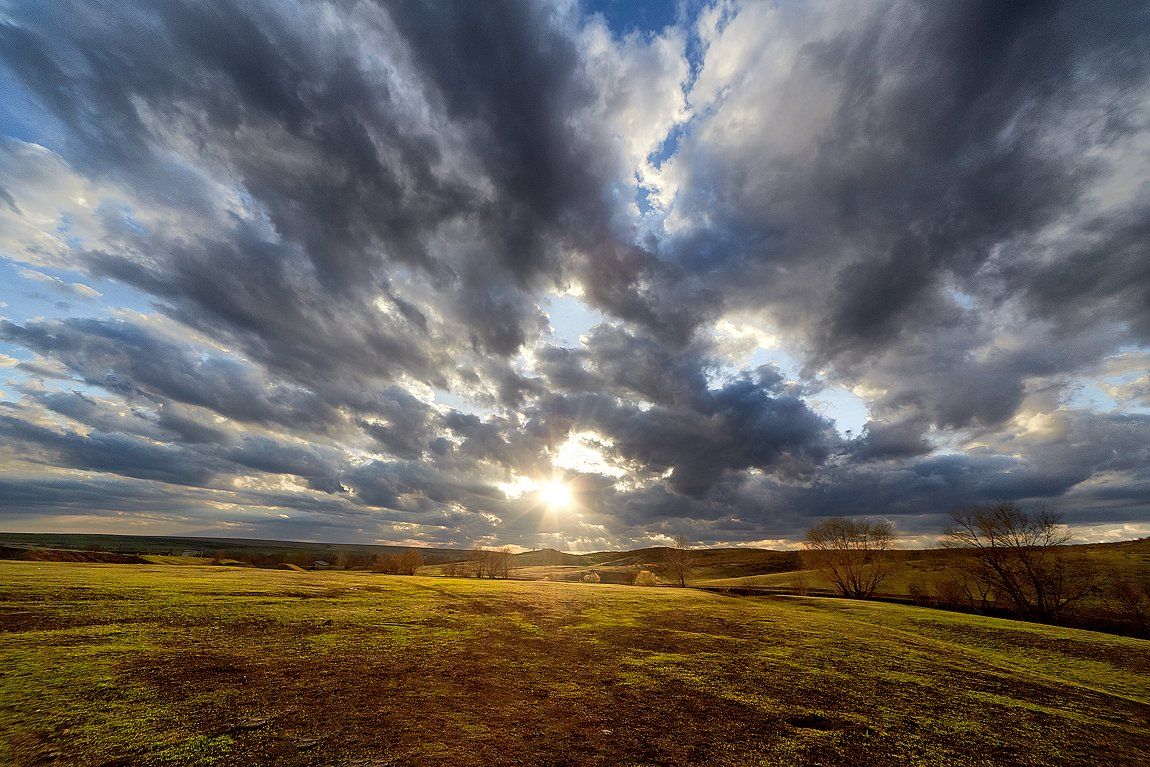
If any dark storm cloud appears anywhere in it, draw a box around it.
[0,476,215,518]
[529,327,836,495]
[33,390,158,439]
[345,459,508,511]
[385,0,600,275]
[356,387,441,461]
[845,417,933,462]
[584,411,1150,543]
[764,411,1150,533]
[0,473,421,542]
[1005,204,1150,342]
[541,324,711,405]
[155,404,231,445]
[662,0,1150,433]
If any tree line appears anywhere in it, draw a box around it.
[442,547,514,579]
[800,503,1150,635]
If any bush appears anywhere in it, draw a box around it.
[633,570,658,587]
[787,572,810,596]
[1112,579,1150,632]
[933,576,966,607]
[907,580,931,606]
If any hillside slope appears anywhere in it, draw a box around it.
[0,532,473,565]
[2,562,1148,766]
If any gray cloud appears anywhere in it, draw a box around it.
[0,414,217,487]
[658,1,1150,431]
[1,318,340,432]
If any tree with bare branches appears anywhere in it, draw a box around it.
[941,503,1097,621]
[469,546,513,579]
[803,517,895,598]
[489,547,513,579]
[665,535,695,587]
[398,549,424,575]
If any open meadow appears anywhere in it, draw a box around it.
[2,561,1149,766]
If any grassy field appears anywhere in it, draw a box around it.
[2,562,1149,766]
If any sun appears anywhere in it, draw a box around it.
[538,479,574,510]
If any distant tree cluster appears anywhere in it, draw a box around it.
[332,552,381,569]
[442,547,514,579]
[204,549,386,569]
[441,560,467,578]
[207,549,314,568]
[373,550,425,575]
[474,548,514,578]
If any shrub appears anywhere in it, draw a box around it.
[787,572,810,596]
[933,576,967,608]
[1112,579,1150,632]
[634,570,658,587]
[907,580,931,606]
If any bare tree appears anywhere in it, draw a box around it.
[471,545,488,578]
[468,546,513,579]
[489,547,513,579]
[665,535,696,587]
[787,571,810,597]
[398,549,424,575]
[373,553,398,573]
[935,566,995,613]
[803,517,895,598]
[941,503,1097,621]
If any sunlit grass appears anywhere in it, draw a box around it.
[1,561,1148,766]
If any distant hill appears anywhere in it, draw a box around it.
[0,532,473,565]
[512,548,586,567]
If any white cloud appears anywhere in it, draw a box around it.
[17,267,101,299]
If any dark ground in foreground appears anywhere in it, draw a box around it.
[1,562,1148,766]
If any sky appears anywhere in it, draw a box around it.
[1,0,1149,551]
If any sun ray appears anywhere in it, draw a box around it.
[538,478,573,511]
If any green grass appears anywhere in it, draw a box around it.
[2,562,1148,766]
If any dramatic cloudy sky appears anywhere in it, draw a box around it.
[1,0,1148,550]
